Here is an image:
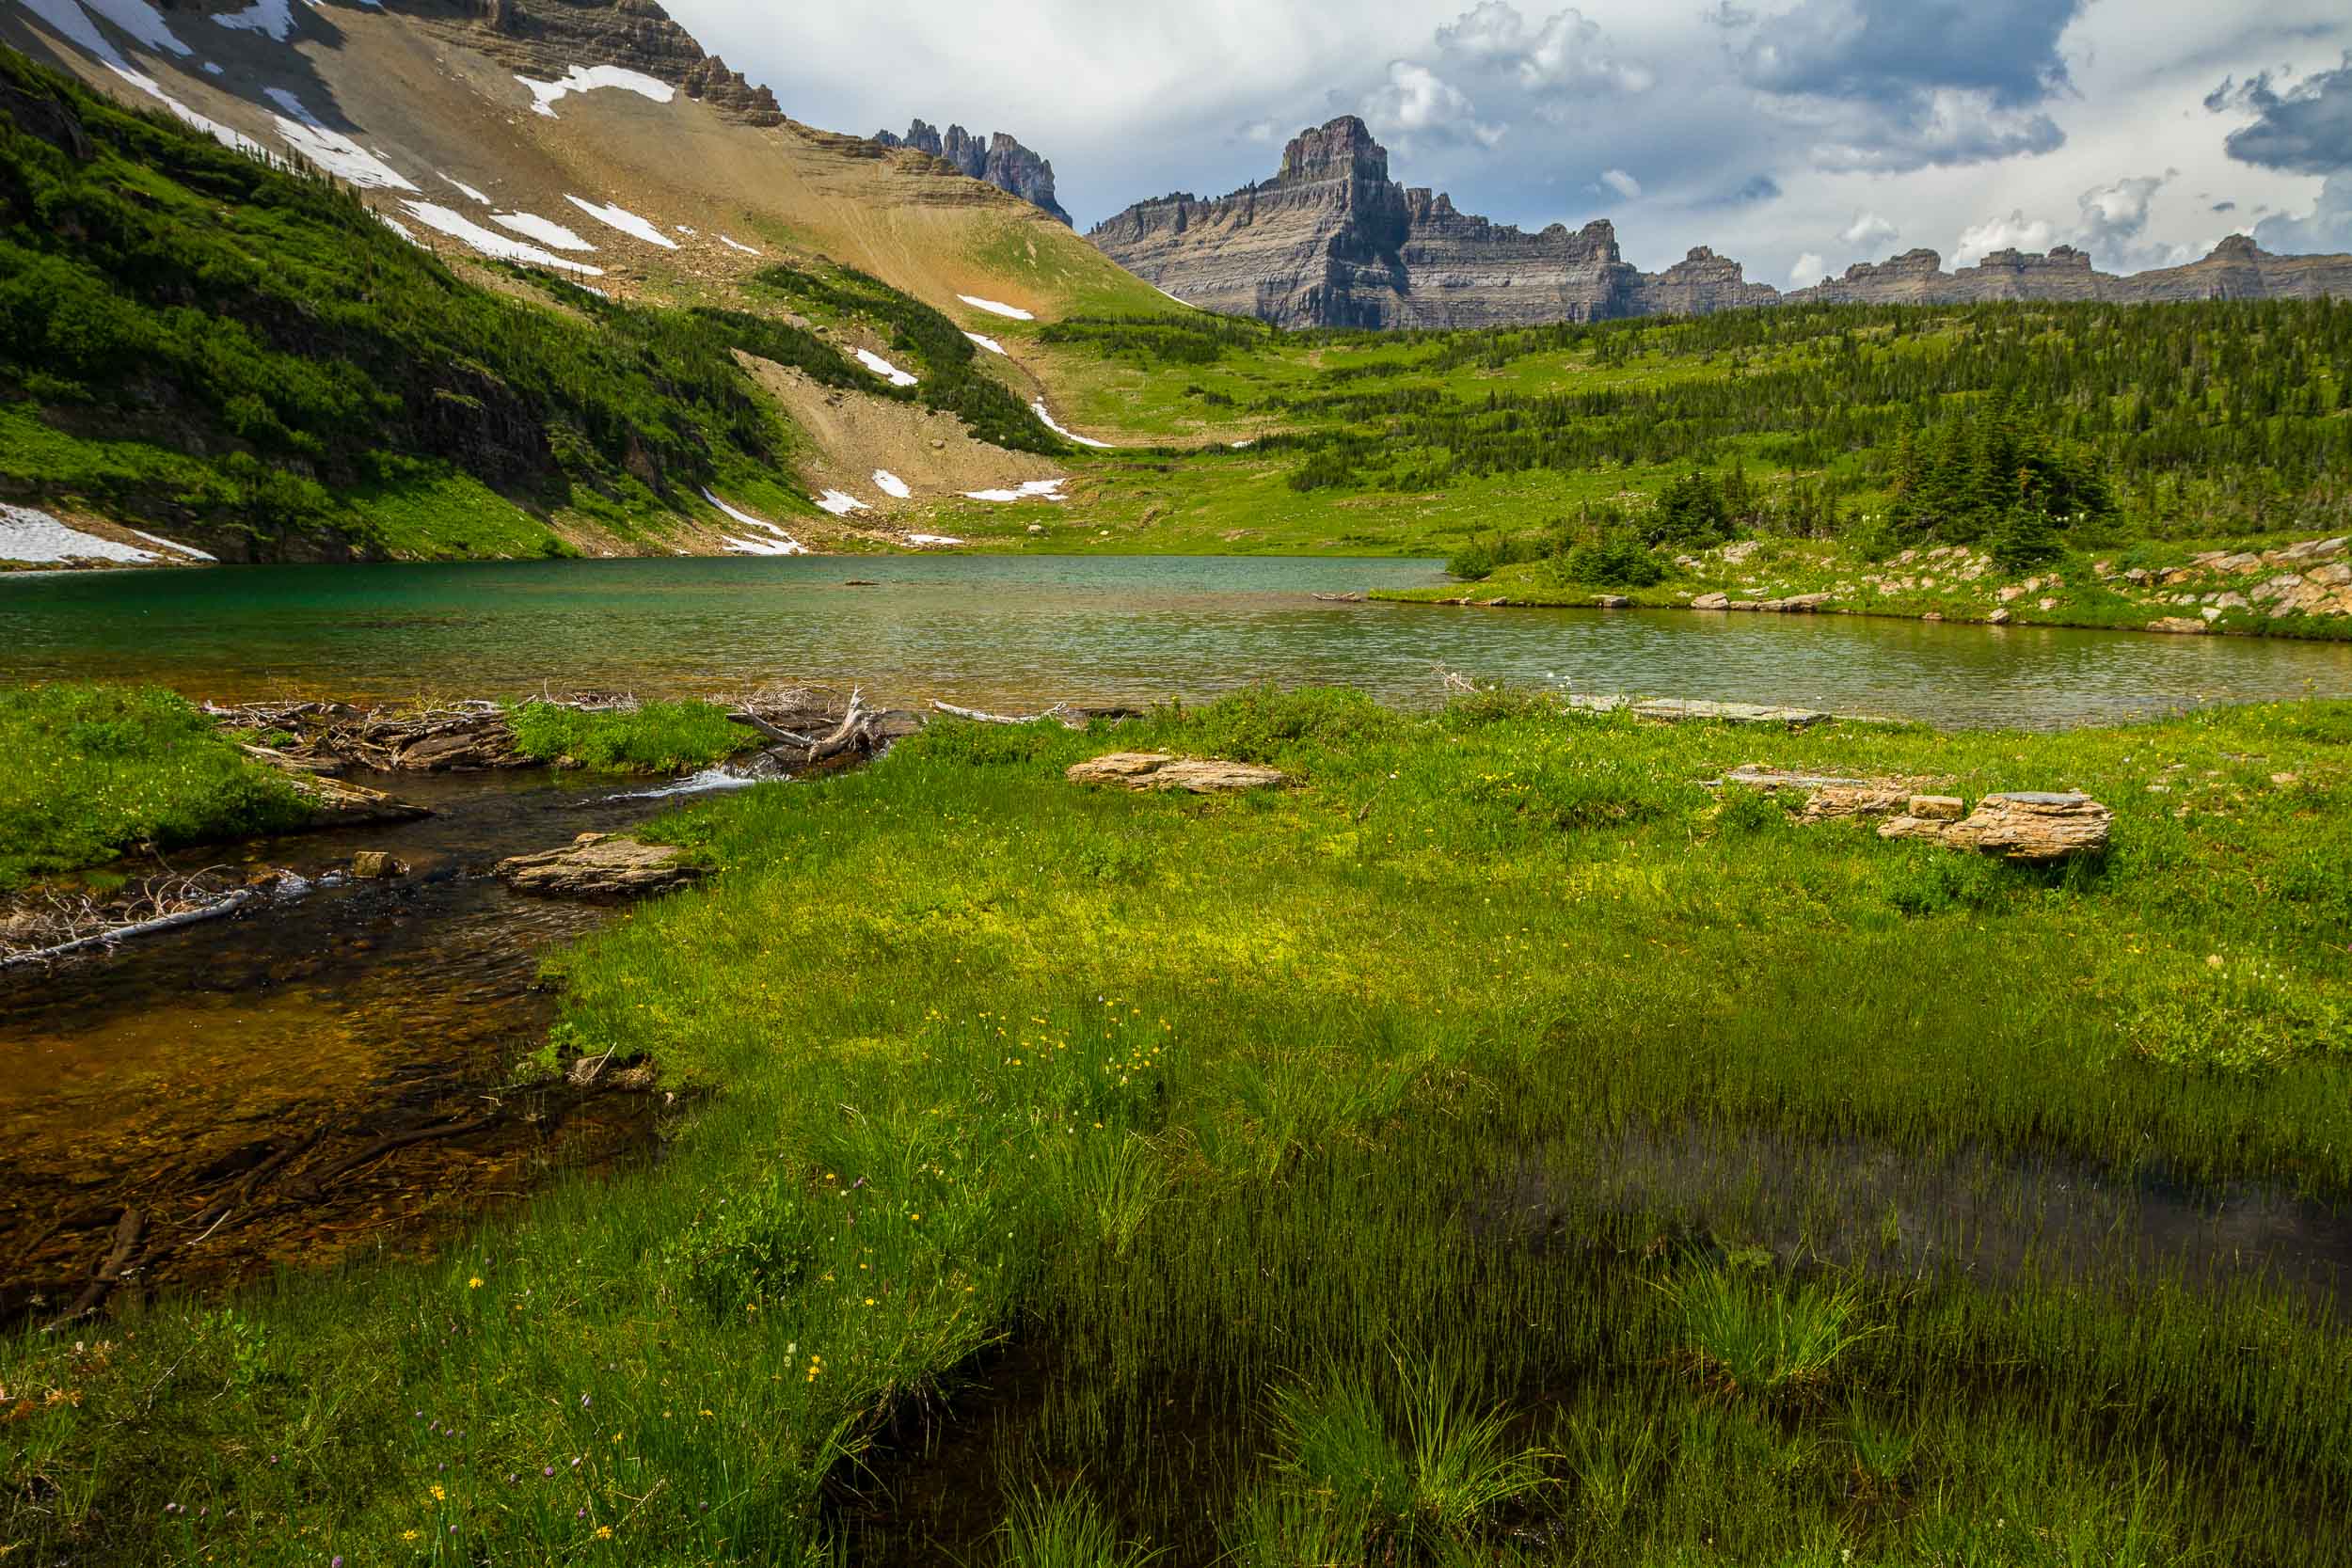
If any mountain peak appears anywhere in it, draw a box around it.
[873,119,1073,225]
[1279,116,1389,185]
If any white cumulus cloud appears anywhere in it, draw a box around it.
[1599,167,1641,198]
[1840,211,1899,247]
[1953,209,2058,265]
[1790,250,1826,283]
[1364,60,1506,149]
[1439,3,1653,93]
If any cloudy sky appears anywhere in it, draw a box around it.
[664,0,2352,282]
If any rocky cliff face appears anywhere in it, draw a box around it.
[1787,236,2352,306]
[405,0,783,124]
[1094,116,2352,326]
[1092,117,1778,327]
[874,119,1072,226]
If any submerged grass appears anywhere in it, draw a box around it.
[6,689,2352,1564]
[0,683,310,889]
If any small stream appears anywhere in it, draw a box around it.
[0,764,759,1321]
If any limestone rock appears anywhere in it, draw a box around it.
[2147,617,2207,635]
[1066,753,1286,794]
[1570,697,1828,727]
[1988,609,2011,626]
[1718,765,1921,820]
[1907,796,1965,821]
[1803,785,1913,820]
[435,0,783,124]
[1593,594,1632,609]
[349,850,406,879]
[1094,118,2352,329]
[2270,536,2346,565]
[1691,592,1730,610]
[1880,793,2110,864]
[874,120,1072,225]
[497,835,699,901]
[1089,117,1760,329]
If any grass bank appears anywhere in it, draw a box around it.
[6,690,2350,1564]
[504,700,758,774]
[1370,534,2352,641]
[0,683,311,890]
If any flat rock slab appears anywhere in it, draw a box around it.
[497,833,700,902]
[1716,765,1929,821]
[1571,695,1830,728]
[1881,792,2111,863]
[1067,753,1287,794]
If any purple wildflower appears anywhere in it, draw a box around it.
[543,1465,555,1478]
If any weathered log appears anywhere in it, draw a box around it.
[1,889,262,969]
[930,700,1085,729]
[498,835,701,901]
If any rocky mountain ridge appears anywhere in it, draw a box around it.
[1091,115,2352,327]
[397,0,784,124]
[873,119,1071,225]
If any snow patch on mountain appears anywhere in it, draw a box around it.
[516,65,676,119]
[211,0,296,42]
[1030,401,1112,449]
[872,470,912,499]
[963,331,1007,356]
[262,92,416,190]
[854,349,917,388]
[400,202,606,275]
[961,479,1068,502]
[0,504,161,564]
[957,295,1034,321]
[700,487,807,554]
[564,196,678,249]
[492,211,596,251]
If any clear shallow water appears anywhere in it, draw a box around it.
[5,555,2351,727]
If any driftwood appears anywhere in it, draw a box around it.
[1,887,262,969]
[930,699,1087,730]
[209,698,537,772]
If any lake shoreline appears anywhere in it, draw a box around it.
[1374,531,2352,642]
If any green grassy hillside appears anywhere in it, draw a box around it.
[0,50,1065,562]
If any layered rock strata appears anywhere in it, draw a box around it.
[874,119,1072,225]
[417,0,784,124]
[1093,116,2352,327]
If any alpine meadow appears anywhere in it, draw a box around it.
[3,1,2351,1565]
